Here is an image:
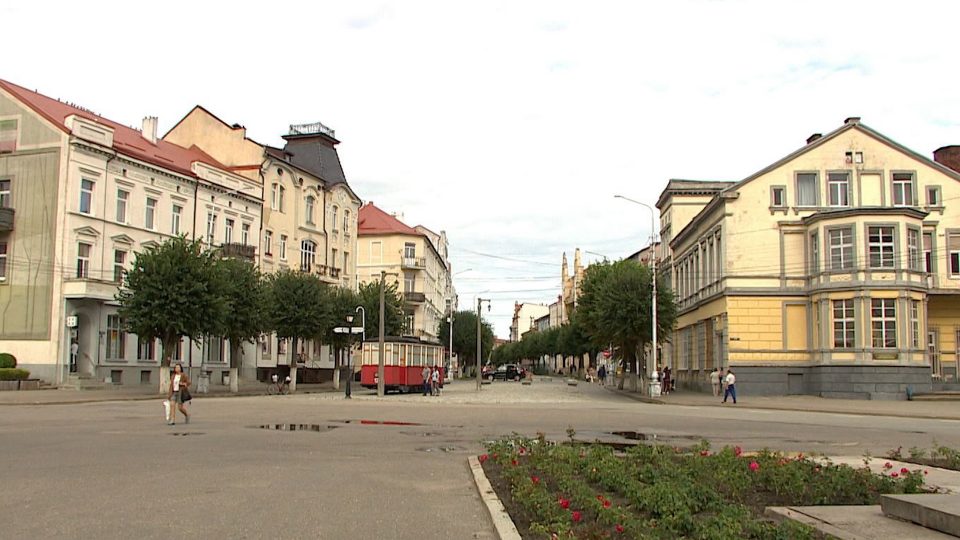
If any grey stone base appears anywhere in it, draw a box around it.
[18,364,57,384]
[732,364,932,400]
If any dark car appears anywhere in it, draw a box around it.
[487,364,524,382]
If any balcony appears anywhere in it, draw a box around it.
[401,257,426,269]
[310,264,342,283]
[404,291,426,304]
[220,242,256,261]
[0,207,13,232]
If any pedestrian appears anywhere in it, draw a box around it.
[167,363,191,425]
[662,366,672,395]
[431,366,440,396]
[710,368,721,397]
[598,365,606,386]
[422,365,431,396]
[722,369,737,404]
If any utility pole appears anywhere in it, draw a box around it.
[476,297,490,391]
[378,270,386,397]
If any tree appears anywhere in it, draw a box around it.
[264,269,326,393]
[214,257,265,392]
[117,236,224,393]
[576,259,677,391]
[357,280,405,338]
[318,286,360,389]
[438,310,494,376]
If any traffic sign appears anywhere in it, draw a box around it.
[333,327,365,334]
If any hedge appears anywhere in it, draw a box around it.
[0,368,30,381]
[0,353,16,369]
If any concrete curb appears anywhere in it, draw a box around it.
[765,506,868,540]
[603,386,663,405]
[468,455,522,540]
[0,389,339,406]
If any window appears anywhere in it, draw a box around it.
[80,179,94,214]
[271,183,279,210]
[344,210,351,233]
[116,189,129,222]
[106,314,126,360]
[0,242,7,280]
[907,229,921,271]
[911,300,921,349]
[277,338,287,355]
[404,271,415,292]
[810,233,819,274]
[924,232,934,273]
[404,242,416,258]
[113,250,126,283]
[827,172,850,207]
[280,235,287,260]
[949,232,960,277]
[301,240,316,271]
[260,334,271,356]
[76,242,91,278]
[892,173,915,206]
[332,248,338,269]
[137,337,155,361]
[868,226,895,269]
[225,219,234,244]
[828,228,854,270]
[206,213,216,245]
[927,186,942,207]
[343,251,349,274]
[264,230,273,256]
[305,196,315,224]
[771,186,785,208]
[241,223,250,245]
[278,186,285,212]
[0,119,17,153]
[171,204,182,235]
[796,173,818,206]
[871,299,896,348]
[0,179,10,208]
[145,197,157,230]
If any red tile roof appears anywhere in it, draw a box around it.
[0,79,228,177]
[358,203,419,235]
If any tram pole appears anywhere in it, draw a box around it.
[476,297,490,391]
[378,271,386,397]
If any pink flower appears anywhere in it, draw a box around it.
[559,498,570,509]
[530,476,540,484]
[749,461,760,472]
[891,472,899,478]
[883,462,893,469]
[478,454,488,463]
[572,511,582,522]
[615,524,624,534]
[603,499,612,508]
[700,450,710,457]
[519,447,526,455]
[814,466,821,473]
[734,446,743,457]
[901,467,910,474]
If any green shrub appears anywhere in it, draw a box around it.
[0,368,30,381]
[0,353,16,369]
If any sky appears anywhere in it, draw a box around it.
[4,0,959,336]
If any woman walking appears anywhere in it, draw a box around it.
[167,363,191,425]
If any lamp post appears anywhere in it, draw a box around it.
[345,306,365,399]
[476,297,490,391]
[614,194,660,397]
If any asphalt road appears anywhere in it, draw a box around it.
[2,378,959,539]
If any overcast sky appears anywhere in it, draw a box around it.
[5,0,959,336]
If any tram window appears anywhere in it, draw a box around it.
[413,345,422,366]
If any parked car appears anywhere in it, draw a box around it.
[487,364,525,382]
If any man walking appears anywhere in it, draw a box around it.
[722,369,737,404]
[422,365,431,396]
[431,366,440,396]
[710,368,721,397]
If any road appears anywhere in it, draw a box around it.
[2,378,958,539]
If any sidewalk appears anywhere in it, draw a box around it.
[0,381,341,405]
[606,387,960,421]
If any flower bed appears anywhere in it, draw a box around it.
[888,445,960,472]
[481,435,928,539]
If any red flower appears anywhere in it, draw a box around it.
[478,454,488,464]
[596,495,605,502]
[734,446,743,457]
[492,453,498,460]
[883,462,893,469]
[511,459,518,466]
[900,467,910,474]
[700,450,710,457]
[615,524,625,534]
[749,461,760,472]
[530,476,540,484]
[924,470,929,475]
[559,498,570,509]
[603,499,612,508]
[796,453,804,460]
[572,511,582,522]
[519,447,526,455]
[891,472,899,478]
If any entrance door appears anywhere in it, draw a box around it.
[928,330,940,379]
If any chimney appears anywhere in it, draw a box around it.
[934,146,960,174]
[142,116,158,144]
[844,116,861,125]
[806,133,822,145]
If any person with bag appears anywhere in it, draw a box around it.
[167,363,192,425]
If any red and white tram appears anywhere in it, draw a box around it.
[359,338,446,393]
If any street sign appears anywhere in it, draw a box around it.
[333,327,365,334]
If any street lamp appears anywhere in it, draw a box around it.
[614,194,660,397]
[476,297,491,391]
[345,305,365,399]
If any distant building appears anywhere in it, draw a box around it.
[560,249,585,324]
[510,302,549,341]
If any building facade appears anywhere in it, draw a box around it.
[660,118,960,399]
[510,302,549,341]
[357,203,453,342]
[164,108,361,379]
[0,80,262,386]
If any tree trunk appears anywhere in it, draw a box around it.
[332,347,341,390]
[289,336,299,394]
[159,336,176,395]
[229,339,241,393]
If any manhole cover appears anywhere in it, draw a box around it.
[252,424,340,432]
[169,432,205,436]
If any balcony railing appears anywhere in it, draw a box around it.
[220,242,256,261]
[404,291,426,303]
[0,207,14,232]
[288,121,336,139]
[401,257,426,269]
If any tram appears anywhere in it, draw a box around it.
[359,337,446,393]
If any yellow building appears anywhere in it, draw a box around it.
[659,117,960,399]
[357,203,454,342]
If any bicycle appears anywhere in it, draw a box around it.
[267,374,290,395]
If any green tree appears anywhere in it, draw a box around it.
[264,269,327,392]
[117,236,224,393]
[318,286,360,389]
[357,280,405,338]
[214,257,265,392]
[438,310,494,376]
[576,259,677,390]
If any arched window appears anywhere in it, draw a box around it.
[305,196,315,224]
[300,240,316,272]
[343,210,350,233]
[332,206,339,231]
